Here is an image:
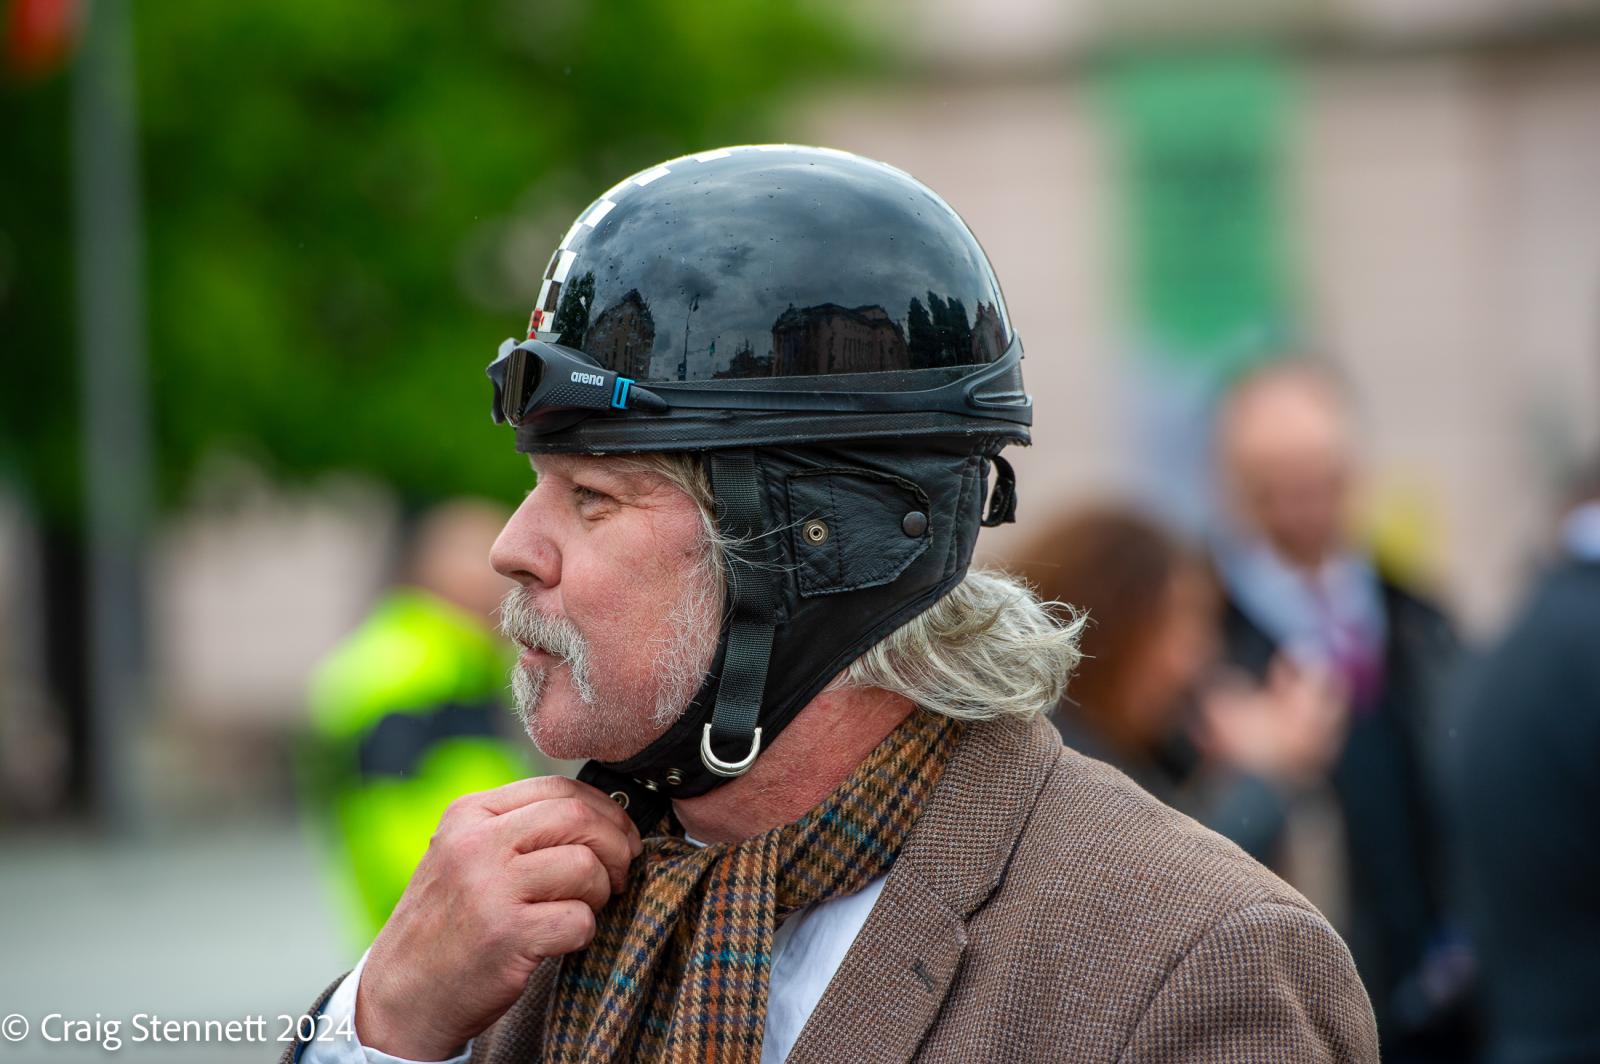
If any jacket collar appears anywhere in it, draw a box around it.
[785,713,1062,1063]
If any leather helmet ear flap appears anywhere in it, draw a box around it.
[785,467,932,595]
[576,441,996,829]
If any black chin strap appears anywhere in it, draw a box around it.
[575,449,782,829]
[700,450,781,774]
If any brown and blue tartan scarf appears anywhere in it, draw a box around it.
[542,709,964,1063]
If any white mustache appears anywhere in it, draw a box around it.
[500,587,581,659]
[499,587,595,702]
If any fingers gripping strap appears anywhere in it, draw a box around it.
[705,451,781,774]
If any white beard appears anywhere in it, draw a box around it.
[499,555,720,757]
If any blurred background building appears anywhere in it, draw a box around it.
[3,0,1598,1060]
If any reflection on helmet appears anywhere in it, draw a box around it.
[526,145,1015,385]
[583,288,653,379]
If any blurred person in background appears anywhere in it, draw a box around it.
[1015,507,1346,863]
[300,499,535,945]
[1451,457,1600,1064]
[1212,360,1476,1061]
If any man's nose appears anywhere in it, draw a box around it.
[489,492,560,588]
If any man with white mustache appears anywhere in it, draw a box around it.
[285,146,1376,1064]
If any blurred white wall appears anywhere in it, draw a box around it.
[138,468,396,810]
[153,469,396,728]
[1301,50,1600,627]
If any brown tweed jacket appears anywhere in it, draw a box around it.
[284,714,1378,1062]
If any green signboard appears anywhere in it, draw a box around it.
[1100,50,1297,375]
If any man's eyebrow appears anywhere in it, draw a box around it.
[593,465,667,500]
[535,458,662,501]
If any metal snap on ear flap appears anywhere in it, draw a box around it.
[609,791,630,810]
[664,768,684,787]
[802,519,829,545]
[902,511,928,537]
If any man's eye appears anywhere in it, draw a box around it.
[573,485,610,506]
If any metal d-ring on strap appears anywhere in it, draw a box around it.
[701,450,781,778]
[701,724,763,777]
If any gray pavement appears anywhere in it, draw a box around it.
[0,819,354,1063]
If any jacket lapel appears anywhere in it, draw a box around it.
[784,874,966,1064]
[785,715,1062,1064]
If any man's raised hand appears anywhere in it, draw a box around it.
[355,775,642,1061]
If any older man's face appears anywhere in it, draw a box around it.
[489,454,720,761]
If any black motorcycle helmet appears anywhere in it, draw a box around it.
[486,145,1031,828]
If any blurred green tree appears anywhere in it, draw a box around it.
[0,0,859,518]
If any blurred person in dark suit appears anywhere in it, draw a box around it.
[1015,507,1346,861]
[1452,460,1600,1064]
[1212,361,1475,1061]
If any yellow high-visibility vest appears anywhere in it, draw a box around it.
[301,588,534,943]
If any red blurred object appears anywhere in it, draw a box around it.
[5,0,81,80]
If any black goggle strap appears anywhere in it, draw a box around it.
[645,334,1029,423]
[487,335,1030,428]
[700,450,781,778]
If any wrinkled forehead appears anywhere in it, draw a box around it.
[531,451,646,480]
[530,452,600,476]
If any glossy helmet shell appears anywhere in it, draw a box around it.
[510,144,1029,453]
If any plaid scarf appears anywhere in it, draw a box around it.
[542,710,963,1063]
